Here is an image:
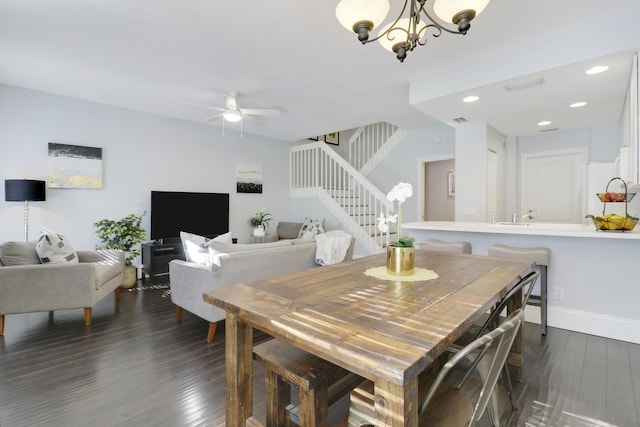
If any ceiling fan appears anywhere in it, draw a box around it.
[183,91,280,124]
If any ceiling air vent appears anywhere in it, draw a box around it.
[505,78,545,91]
[539,127,559,133]
[452,117,468,123]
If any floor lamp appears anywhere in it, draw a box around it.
[5,179,46,241]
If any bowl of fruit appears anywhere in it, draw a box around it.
[596,192,636,202]
[586,214,638,231]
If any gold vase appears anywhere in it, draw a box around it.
[386,246,415,276]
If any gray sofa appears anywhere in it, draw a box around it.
[0,241,124,335]
[169,237,354,343]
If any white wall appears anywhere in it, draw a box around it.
[0,84,293,252]
[366,123,457,224]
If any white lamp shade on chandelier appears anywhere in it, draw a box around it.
[377,18,420,53]
[335,0,390,33]
[433,0,491,23]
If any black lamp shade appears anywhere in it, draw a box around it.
[5,180,46,202]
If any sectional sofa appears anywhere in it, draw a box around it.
[169,235,354,343]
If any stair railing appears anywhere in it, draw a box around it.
[290,141,394,254]
[348,122,407,176]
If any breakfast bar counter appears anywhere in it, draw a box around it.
[403,221,640,239]
[403,221,640,344]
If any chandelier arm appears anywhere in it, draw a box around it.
[359,0,411,45]
[415,23,443,46]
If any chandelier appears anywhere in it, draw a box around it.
[335,0,491,62]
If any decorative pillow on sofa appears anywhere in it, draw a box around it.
[35,227,78,264]
[297,218,325,239]
[0,241,41,266]
[180,231,233,265]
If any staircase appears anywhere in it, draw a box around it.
[349,122,407,176]
[290,123,405,254]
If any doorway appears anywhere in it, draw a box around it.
[422,158,455,221]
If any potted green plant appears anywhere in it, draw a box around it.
[94,212,147,288]
[248,208,272,237]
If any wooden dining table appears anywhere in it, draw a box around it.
[203,250,533,427]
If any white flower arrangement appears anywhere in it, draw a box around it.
[378,182,415,248]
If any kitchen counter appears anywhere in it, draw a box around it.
[403,221,640,344]
[403,221,640,239]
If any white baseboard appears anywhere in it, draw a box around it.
[545,305,640,344]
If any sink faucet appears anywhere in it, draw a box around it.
[513,209,542,223]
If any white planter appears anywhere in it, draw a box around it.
[253,227,265,237]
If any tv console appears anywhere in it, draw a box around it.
[142,241,185,280]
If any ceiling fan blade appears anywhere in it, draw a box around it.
[204,113,224,122]
[181,102,225,112]
[240,108,280,116]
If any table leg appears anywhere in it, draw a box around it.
[225,312,254,427]
[374,378,419,427]
[264,369,290,427]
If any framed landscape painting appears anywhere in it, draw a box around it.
[237,163,263,193]
[48,143,103,189]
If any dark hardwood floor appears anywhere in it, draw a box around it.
[0,278,638,427]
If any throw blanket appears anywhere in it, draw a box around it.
[314,230,352,266]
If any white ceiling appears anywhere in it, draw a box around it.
[1,0,640,142]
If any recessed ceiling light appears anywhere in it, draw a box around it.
[570,101,587,108]
[537,120,552,126]
[586,65,609,75]
[463,95,479,103]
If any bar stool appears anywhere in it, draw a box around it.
[417,239,472,254]
[488,244,550,334]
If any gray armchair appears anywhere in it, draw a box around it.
[0,241,124,335]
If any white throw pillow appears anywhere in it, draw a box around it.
[180,231,233,265]
[297,218,325,239]
[35,227,79,264]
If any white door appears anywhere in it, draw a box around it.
[521,148,587,223]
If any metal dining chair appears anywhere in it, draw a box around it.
[347,309,526,427]
[451,271,538,420]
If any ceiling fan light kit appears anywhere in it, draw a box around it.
[335,0,491,62]
[223,110,242,122]
[182,91,280,136]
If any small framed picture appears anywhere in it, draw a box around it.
[447,172,455,197]
[324,132,339,145]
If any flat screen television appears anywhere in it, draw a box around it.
[150,191,229,241]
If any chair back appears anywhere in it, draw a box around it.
[419,309,525,425]
[417,239,472,254]
[473,271,538,340]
